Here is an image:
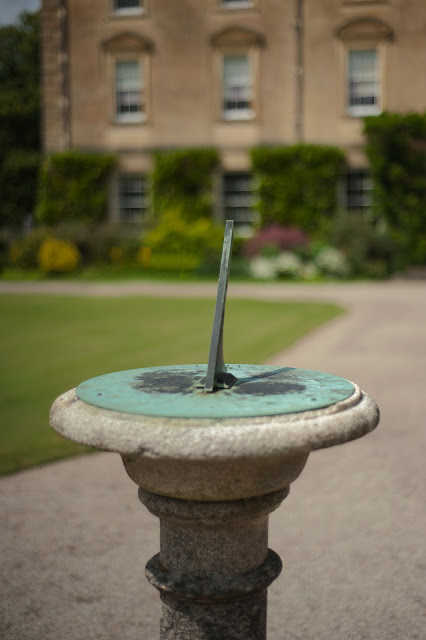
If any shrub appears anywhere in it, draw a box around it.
[314,247,350,278]
[152,149,219,221]
[275,251,303,278]
[36,150,116,226]
[251,145,345,234]
[38,237,81,273]
[330,211,395,276]
[364,112,426,266]
[9,228,49,268]
[249,256,278,280]
[50,221,141,266]
[243,224,309,258]
[144,208,224,262]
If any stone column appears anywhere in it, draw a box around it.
[139,487,288,640]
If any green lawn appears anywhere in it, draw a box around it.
[0,294,344,475]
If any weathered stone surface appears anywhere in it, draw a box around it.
[50,384,378,501]
[160,591,268,640]
[140,489,286,640]
[140,488,287,579]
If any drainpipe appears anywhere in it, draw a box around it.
[295,0,304,142]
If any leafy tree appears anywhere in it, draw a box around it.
[0,11,40,228]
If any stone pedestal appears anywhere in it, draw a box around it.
[140,488,287,640]
[50,377,379,640]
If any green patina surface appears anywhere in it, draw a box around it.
[76,365,355,419]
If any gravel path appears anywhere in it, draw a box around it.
[1,280,425,639]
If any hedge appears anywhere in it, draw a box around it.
[364,112,426,266]
[36,150,116,226]
[251,145,345,234]
[151,148,219,221]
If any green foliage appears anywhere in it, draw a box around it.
[0,11,40,227]
[364,112,426,266]
[51,221,140,266]
[10,228,49,269]
[330,211,396,277]
[251,145,345,234]
[36,150,116,226]
[0,151,40,227]
[152,148,219,220]
[144,208,224,262]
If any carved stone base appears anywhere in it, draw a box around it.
[139,487,288,640]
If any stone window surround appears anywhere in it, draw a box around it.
[335,17,394,118]
[211,26,264,123]
[102,32,153,125]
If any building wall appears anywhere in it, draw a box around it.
[304,0,426,164]
[41,0,426,215]
[62,0,298,165]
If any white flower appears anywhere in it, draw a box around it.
[275,251,302,277]
[250,257,278,279]
[315,247,350,277]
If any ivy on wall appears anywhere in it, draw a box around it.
[364,112,426,266]
[151,148,220,221]
[36,150,116,226]
[251,145,345,235]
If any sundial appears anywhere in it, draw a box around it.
[50,221,379,640]
[76,221,355,419]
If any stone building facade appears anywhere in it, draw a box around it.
[41,0,426,229]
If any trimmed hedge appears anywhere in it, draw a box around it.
[36,150,116,226]
[152,148,219,221]
[364,112,426,266]
[251,145,345,234]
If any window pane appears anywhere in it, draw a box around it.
[116,61,143,118]
[223,172,257,227]
[118,174,148,223]
[114,0,141,10]
[223,55,253,116]
[346,170,372,210]
[348,50,379,113]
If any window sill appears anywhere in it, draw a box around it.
[346,106,381,117]
[222,110,255,121]
[114,114,147,125]
[110,9,146,19]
